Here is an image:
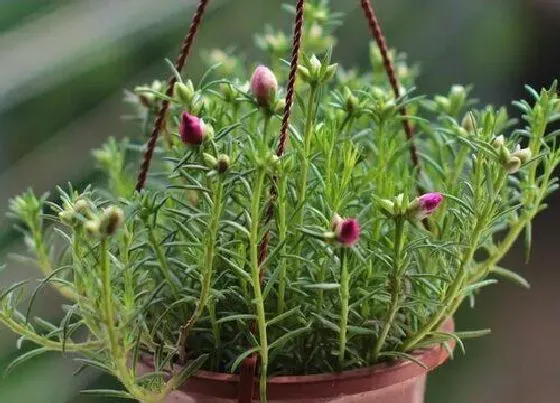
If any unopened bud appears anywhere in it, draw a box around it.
[407,193,444,221]
[511,146,532,164]
[180,112,206,146]
[250,65,278,108]
[217,154,230,173]
[505,156,522,174]
[174,80,195,106]
[202,153,218,169]
[100,206,124,237]
[84,219,101,239]
[491,135,505,148]
[461,113,476,133]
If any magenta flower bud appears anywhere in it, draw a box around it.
[410,192,444,220]
[180,112,205,145]
[333,216,361,247]
[250,65,278,108]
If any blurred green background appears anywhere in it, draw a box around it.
[1,0,559,402]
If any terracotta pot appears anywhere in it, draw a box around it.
[138,319,454,403]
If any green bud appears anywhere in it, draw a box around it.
[491,135,505,148]
[297,65,312,83]
[378,199,396,217]
[202,153,218,169]
[274,98,286,115]
[174,80,194,106]
[511,146,532,164]
[323,63,338,82]
[217,154,231,174]
[461,113,476,133]
[505,156,522,174]
[99,206,124,237]
[84,219,101,239]
[309,54,322,76]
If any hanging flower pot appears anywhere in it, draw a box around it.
[1,0,557,403]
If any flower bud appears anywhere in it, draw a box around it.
[174,80,195,106]
[323,63,338,82]
[461,113,476,133]
[505,156,522,174]
[511,146,532,164]
[309,54,322,75]
[202,153,218,169]
[378,199,396,217]
[491,135,505,148]
[180,112,206,146]
[408,192,444,220]
[250,65,278,108]
[274,98,286,115]
[99,206,124,237]
[331,213,342,231]
[84,219,101,239]
[332,215,361,247]
[217,154,231,173]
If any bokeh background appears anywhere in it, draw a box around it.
[0,1,559,402]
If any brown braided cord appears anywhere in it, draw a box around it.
[239,1,306,401]
[135,0,211,192]
[360,0,420,170]
[258,0,305,281]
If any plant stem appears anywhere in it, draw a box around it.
[337,248,350,371]
[373,217,405,360]
[100,238,118,356]
[180,181,224,351]
[146,226,180,298]
[294,85,318,228]
[276,175,288,314]
[249,169,268,402]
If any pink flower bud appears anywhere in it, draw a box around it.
[411,192,444,220]
[333,216,361,247]
[250,65,278,108]
[180,112,205,145]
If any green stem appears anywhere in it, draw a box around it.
[100,238,118,356]
[294,85,318,228]
[188,181,224,328]
[146,226,180,298]
[337,248,350,370]
[249,169,268,402]
[373,217,405,360]
[276,175,288,314]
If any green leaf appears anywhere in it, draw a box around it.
[80,390,135,399]
[266,307,301,328]
[460,279,498,296]
[4,348,49,377]
[490,266,530,289]
[378,351,428,369]
[73,358,113,374]
[268,325,312,353]
[216,314,256,324]
[230,347,259,374]
[303,283,340,290]
[454,329,492,339]
[170,354,209,389]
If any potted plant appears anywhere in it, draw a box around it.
[1,0,559,402]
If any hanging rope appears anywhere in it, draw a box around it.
[135,0,211,192]
[360,0,420,171]
[239,1,306,401]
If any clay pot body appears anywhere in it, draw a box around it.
[138,320,453,403]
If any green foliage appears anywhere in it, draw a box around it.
[1,2,559,402]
